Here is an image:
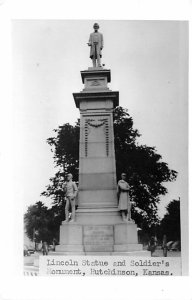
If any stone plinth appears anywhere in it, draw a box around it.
[56,222,148,255]
[59,224,83,245]
[114,223,138,244]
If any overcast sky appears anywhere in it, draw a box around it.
[12,20,188,218]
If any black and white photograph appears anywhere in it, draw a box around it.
[11,19,188,275]
[0,1,191,298]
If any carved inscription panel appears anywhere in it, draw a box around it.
[84,225,113,245]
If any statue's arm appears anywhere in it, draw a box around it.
[88,34,92,46]
[73,182,78,197]
[101,33,104,49]
[126,183,130,191]
[117,182,121,200]
[63,182,67,194]
[118,181,129,191]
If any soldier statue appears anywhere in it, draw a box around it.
[117,173,132,222]
[63,173,78,222]
[88,23,103,67]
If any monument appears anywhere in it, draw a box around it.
[56,24,149,256]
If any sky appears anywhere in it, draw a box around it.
[12,20,188,218]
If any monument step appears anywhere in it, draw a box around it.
[46,251,150,256]
[84,245,114,252]
[114,244,143,252]
[48,251,85,256]
[112,251,150,257]
[76,207,119,212]
[56,245,84,252]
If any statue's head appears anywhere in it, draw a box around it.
[93,23,99,30]
[67,173,73,181]
[121,173,126,180]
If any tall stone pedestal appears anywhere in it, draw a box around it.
[56,67,149,256]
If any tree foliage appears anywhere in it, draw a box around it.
[41,122,80,206]
[41,106,177,229]
[24,201,61,243]
[160,199,180,241]
[113,107,177,227]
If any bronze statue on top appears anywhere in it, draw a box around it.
[88,23,103,68]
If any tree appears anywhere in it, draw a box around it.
[24,201,61,244]
[41,122,79,207]
[160,199,180,241]
[41,106,177,230]
[113,107,177,229]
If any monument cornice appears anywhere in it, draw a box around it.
[73,91,119,108]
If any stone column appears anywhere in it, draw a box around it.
[73,68,121,224]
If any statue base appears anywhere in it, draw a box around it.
[56,221,150,256]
